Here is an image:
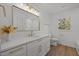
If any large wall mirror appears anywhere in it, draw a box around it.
[12,5,40,31]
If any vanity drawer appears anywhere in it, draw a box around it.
[1,44,27,56]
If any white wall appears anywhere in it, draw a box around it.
[50,8,79,48]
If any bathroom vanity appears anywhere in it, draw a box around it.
[0,34,50,56]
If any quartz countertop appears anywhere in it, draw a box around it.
[0,34,49,52]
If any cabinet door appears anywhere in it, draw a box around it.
[26,36,50,56]
[26,41,39,56]
[38,36,50,56]
[1,44,27,56]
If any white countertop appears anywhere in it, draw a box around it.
[0,34,49,52]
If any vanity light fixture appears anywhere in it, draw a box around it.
[25,3,39,16]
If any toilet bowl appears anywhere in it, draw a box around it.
[50,38,58,46]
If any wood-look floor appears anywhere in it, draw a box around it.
[46,44,78,56]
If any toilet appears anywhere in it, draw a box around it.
[50,36,58,46]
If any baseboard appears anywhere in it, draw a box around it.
[58,41,76,48]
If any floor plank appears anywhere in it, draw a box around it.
[46,44,78,56]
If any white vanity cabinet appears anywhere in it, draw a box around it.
[1,44,27,56]
[26,36,50,56]
[0,36,50,56]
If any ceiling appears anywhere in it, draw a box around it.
[30,3,79,14]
